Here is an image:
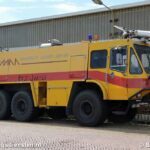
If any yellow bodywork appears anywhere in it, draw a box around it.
[0,39,149,107]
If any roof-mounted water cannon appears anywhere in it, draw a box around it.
[48,39,63,46]
[114,25,150,43]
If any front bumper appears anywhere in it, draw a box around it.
[129,88,150,103]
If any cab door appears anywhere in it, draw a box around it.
[107,46,128,100]
[127,47,146,99]
[88,49,108,97]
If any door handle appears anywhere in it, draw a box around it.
[110,72,115,79]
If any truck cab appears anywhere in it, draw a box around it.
[89,39,150,102]
[84,38,149,124]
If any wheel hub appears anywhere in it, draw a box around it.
[17,99,26,113]
[81,102,93,116]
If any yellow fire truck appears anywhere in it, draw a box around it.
[0,26,149,126]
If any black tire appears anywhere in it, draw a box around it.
[0,91,11,120]
[108,108,137,123]
[47,107,67,120]
[73,90,108,126]
[11,91,37,122]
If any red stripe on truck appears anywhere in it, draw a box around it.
[0,71,149,89]
[88,71,148,88]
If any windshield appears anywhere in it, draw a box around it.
[134,44,150,74]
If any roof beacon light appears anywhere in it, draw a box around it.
[88,34,93,42]
[94,34,100,41]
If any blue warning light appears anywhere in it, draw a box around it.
[88,34,93,41]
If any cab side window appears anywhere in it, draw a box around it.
[91,50,107,68]
[110,47,127,72]
[130,48,142,74]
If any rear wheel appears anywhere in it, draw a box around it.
[0,91,11,120]
[73,90,108,126]
[11,91,37,122]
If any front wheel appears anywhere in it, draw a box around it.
[73,90,108,127]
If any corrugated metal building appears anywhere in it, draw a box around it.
[0,1,149,49]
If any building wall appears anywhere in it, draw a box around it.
[0,4,149,49]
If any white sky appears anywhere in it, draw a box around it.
[0,0,148,23]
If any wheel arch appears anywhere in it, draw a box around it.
[0,82,38,107]
[67,81,107,115]
[86,80,107,100]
